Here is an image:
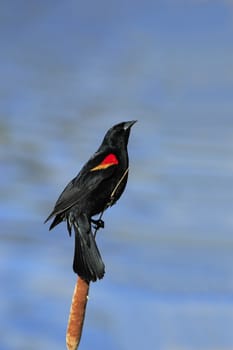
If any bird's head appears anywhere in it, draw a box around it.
[101,120,137,149]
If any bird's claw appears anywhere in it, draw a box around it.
[91,218,105,230]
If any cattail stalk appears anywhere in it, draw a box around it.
[66,277,90,350]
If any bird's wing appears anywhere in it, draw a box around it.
[45,151,118,221]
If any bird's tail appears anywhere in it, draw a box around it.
[72,213,105,282]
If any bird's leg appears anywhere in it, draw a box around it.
[91,218,105,231]
[92,209,106,238]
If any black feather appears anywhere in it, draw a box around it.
[72,213,105,282]
[45,120,136,282]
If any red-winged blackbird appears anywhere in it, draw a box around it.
[45,121,136,282]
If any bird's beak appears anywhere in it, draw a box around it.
[124,120,137,130]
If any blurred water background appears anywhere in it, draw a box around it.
[1,1,233,349]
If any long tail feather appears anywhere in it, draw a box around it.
[72,213,105,282]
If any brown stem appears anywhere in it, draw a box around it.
[66,277,90,350]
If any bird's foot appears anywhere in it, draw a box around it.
[91,218,105,231]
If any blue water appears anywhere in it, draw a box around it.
[1,1,233,349]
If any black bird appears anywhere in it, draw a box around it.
[45,120,136,282]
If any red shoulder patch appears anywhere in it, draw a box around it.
[91,153,118,171]
[101,154,118,165]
